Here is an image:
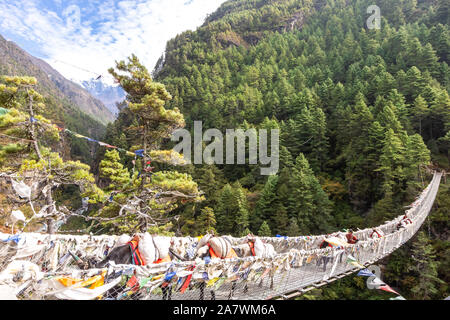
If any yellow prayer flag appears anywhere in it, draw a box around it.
[207,278,219,287]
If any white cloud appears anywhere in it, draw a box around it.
[0,0,226,84]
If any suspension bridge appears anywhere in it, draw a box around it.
[0,171,443,300]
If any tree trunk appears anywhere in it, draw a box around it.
[140,122,148,192]
[27,90,55,234]
[26,90,42,160]
[46,185,55,234]
[46,218,55,235]
[138,122,148,232]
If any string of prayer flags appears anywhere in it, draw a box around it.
[0,133,35,143]
[346,255,365,268]
[30,118,145,158]
[356,268,404,298]
[98,141,116,149]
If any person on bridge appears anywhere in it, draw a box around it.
[370,228,384,239]
[346,230,359,244]
[397,214,412,230]
[402,214,412,224]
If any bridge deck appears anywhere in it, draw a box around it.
[0,172,442,300]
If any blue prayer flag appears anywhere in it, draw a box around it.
[1,234,21,244]
[134,149,145,157]
[164,272,177,281]
[357,269,375,277]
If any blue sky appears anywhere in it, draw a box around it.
[0,0,226,84]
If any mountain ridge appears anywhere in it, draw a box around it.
[81,78,126,116]
[0,34,115,125]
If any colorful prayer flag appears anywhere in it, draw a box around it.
[357,269,376,277]
[379,284,400,295]
[390,295,406,300]
[134,149,145,157]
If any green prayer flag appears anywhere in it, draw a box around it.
[0,107,10,116]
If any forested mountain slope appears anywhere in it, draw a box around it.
[103,0,449,299]
[0,34,115,125]
[0,34,114,162]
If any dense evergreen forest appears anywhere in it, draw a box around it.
[0,0,448,300]
[100,0,449,299]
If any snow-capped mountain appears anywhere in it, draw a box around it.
[80,78,126,116]
[0,34,115,125]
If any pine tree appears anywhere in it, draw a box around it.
[215,182,249,236]
[278,146,294,170]
[0,76,104,233]
[405,66,427,100]
[232,181,250,236]
[404,134,431,180]
[286,217,300,237]
[409,232,443,299]
[377,104,404,135]
[420,43,439,74]
[363,121,386,203]
[271,202,289,235]
[340,94,381,209]
[196,206,217,235]
[387,90,409,130]
[0,76,56,168]
[376,128,406,197]
[99,150,132,191]
[429,89,450,141]
[411,95,429,136]
[258,220,272,237]
[309,106,329,172]
[253,175,278,231]
[216,183,235,235]
[194,164,224,206]
[100,55,203,233]
[288,153,333,234]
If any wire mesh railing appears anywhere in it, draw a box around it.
[0,172,442,300]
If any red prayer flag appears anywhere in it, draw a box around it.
[126,275,140,292]
[379,284,400,295]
